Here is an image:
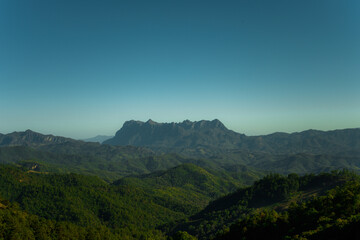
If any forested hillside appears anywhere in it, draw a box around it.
[0,144,196,181]
[0,164,180,239]
[0,162,359,239]
[0,197,120,240]
[0,163,256,239]
[115,163,245,214]
[216,179,360,239]
[172,170,359,239]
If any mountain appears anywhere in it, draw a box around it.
[83,135,113,143]
[0,130,75,147]
[104,119,360,155]
[103,119,244,149]
[250,128,360,154]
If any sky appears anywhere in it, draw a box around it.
[1,0,359,139]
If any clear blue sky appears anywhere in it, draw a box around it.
[1,0,359,139]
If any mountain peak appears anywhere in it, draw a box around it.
[146,119,158,125]
[182,119,192,124]
[0,130,74,147]
[123,120,144,127]
[103,119,238,149]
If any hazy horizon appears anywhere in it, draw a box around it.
[2,118,359,140]
[2,0,359,139]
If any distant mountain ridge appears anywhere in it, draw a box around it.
[104,119,360,154]
[1,122,360,178]
[3,121,359,155]
[0,130,75,147]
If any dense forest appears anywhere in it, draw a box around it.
[0,163,359,239]
[216,179,360,239]
[171,170,359,239]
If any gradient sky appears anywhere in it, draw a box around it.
[1,0,359,139]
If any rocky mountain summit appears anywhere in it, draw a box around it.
[103,119,244,149]
[104,119,360,155]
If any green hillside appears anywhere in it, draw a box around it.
[0,164,180,239]
[0,145,196,181]
[0,197,120,240]
[0,144,265,185]
[0,162,359,239]
[216,179,360,239]
[0,163,256,239]
[173,170,358,239]
[115,163,246,214]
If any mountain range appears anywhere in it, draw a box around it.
[1,120,360,177]
[104,119,360,155]
[3,120,359,156]
[1,119,360,239]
